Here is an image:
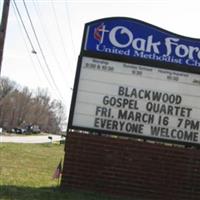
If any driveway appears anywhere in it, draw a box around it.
[0,134,65,144]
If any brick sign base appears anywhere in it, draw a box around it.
[61,132,200,200]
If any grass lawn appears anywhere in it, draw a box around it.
[0,143,121,200]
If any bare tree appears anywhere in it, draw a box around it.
[0,77,16,100]
[0,77,66,133]
[0,77,17,129]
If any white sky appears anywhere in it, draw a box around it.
[1,0,200,123]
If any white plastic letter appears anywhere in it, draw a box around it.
[109,26,133,48]
[165,37,179,56]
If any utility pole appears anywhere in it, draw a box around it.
[0,0,10,76]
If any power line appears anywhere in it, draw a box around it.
[22,0,65,102]
[65,1,76,59]
[50,0,73,74]
[12,0,36,54]
[32,0,72,89]
[12,2,42,84]
[12,0,55,93]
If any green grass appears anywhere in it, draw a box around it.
[0,143,64,187]
[0,143,123,200]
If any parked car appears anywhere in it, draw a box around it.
[12,128,25,134]
[25,125,41,134]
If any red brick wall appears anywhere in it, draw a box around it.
[61,132,200,200]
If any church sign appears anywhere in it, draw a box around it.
[68,17,200,146]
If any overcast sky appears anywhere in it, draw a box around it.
[1,0,200,122]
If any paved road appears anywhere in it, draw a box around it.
[0,134,65,144]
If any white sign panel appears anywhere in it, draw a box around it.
[72,56,200,145]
